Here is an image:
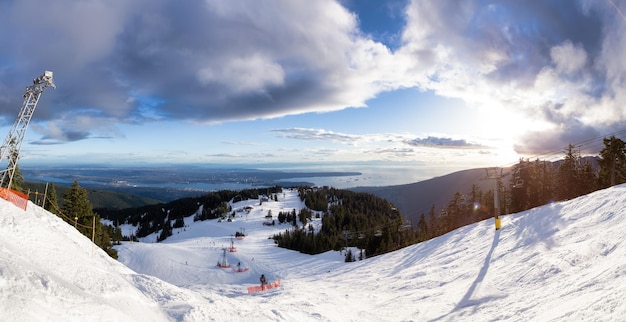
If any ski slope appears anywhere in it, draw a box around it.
[2,186,626,321]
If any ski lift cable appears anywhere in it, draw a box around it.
[448,126,626,201]
[493,127,626,172]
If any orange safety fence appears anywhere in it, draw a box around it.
[0,187,28,211]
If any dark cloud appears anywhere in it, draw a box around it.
[0,0,387,141]
[513,116,626,158]
[30,130,92,145]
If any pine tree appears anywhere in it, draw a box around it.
[579,160,597,195]
[417,213,428,242]
[428,205,436,238]
[344,248,354,262]
[10,164,25,193]
[556,144,581,200]
[112,221,123,245]
[158,220,172,242]
[62,181,94,236]
[598,136,626,188]
[62,181,117,258]
[45,182,59,214]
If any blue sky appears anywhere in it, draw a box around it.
[1,0,625,174]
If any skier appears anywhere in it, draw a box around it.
[260,274,267,287]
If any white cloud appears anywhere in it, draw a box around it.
[550,41,588,74]
[197,54,285,93]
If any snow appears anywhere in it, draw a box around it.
[3,186,626,321]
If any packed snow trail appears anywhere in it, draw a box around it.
[3,186,626,320]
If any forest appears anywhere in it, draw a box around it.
[428,136,626,240]
[272,187,420,259]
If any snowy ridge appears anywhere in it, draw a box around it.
[2,186,626,321]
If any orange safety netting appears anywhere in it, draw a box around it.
[0,187,28,211]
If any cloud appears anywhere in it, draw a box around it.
[208,152,277,159]
[370,147,415,158]
[396,0,626,152]
[0,0,413,142]
[30,131,92,145]
[405,136,486,149]
[272,128,359,143]
[221,141,259,146]
[0,0,625,156]
[513,121,602,156]
[550,41,588,74]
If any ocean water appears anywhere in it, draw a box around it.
[23,163,467,191]
[273,164,466,188]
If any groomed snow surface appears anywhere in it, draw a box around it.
[2,186,626,321]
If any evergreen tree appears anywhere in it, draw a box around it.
[173,216,185,228]
[344,248,354,262]
[535,159,556,206]
[62,181,117,258]
[579,160,597,195]
[417,213,428,242]
[10,164,25,193]
[62,181,94,235]
[598,136,626,188]
[158,220,173,242]
[469,183,482,222]
[428,205,436,238]
[45,182,59,214]
[556,144,581,200]
[112,221,123,245]
[278,211,286,224]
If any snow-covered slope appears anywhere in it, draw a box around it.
[0,198,183,321]
[3,185,626,321]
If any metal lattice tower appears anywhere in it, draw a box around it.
[0,71,56,189]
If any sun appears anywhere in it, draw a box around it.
[468,103,554,165]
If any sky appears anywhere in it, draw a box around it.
[3,185,626,320]
[1,0,626,171]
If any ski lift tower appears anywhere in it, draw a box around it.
[486,167,502,230]
[0,71,56,189]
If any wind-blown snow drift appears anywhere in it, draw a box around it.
[2,185,626,321]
